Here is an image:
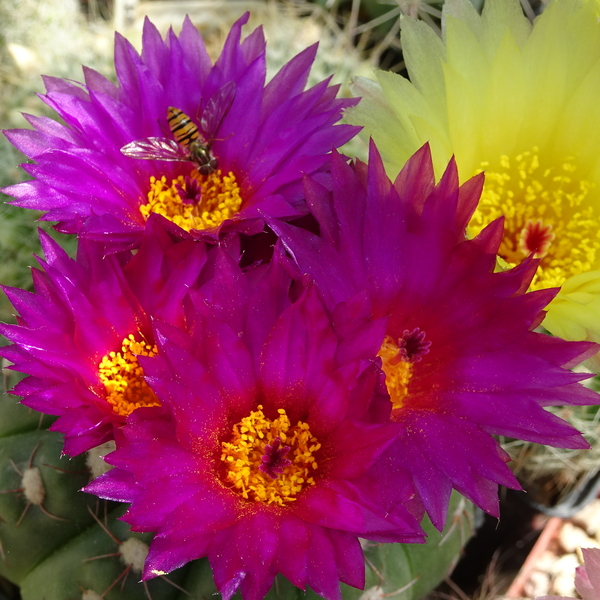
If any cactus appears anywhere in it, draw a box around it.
[0,371,473,600]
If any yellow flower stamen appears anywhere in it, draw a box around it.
[468,148,600,290]
[220,405,320,507]
[140,169,242,232]
[98,334,160,417]
[378,336,413,411]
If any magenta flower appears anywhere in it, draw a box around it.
[575,549,600,600]
[536,548,600,600]
[0,216,207,455]
[272,142,600,530]
[2,14,358,248]
[85,251,425,600]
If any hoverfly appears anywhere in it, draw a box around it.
[120,81,236,176]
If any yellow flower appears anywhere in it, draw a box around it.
[347,0,600,368]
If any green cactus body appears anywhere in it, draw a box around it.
[0,377,472,600]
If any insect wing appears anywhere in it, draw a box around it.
[120,137,189,161]
[200,81,236,141]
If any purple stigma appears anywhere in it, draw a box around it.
[398,327,431,363]
[259,437,292,479]
[175,175,202,206]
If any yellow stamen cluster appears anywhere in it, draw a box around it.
[468,148,600,290]
[378,336,412,411]
[98,334,160,416]
[220,405,320,507]
[140,169,242,232]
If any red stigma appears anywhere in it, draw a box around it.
[259,437,291,479]
[518,219,555,258]
[398,328,431,363]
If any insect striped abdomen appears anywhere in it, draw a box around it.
[167,107,199,148]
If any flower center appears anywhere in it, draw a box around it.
[378,329,430,410]
[97,334,160,417]
[140,169,242,233]
[468,148,600,290]
[220,405,321,507]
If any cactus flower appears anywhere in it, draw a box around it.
[272,142,600,530]
[2,14,358,249]
[0,216,207,456]
[347,0,600,368]
[536,547,600,600]
[85,251,425,600]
